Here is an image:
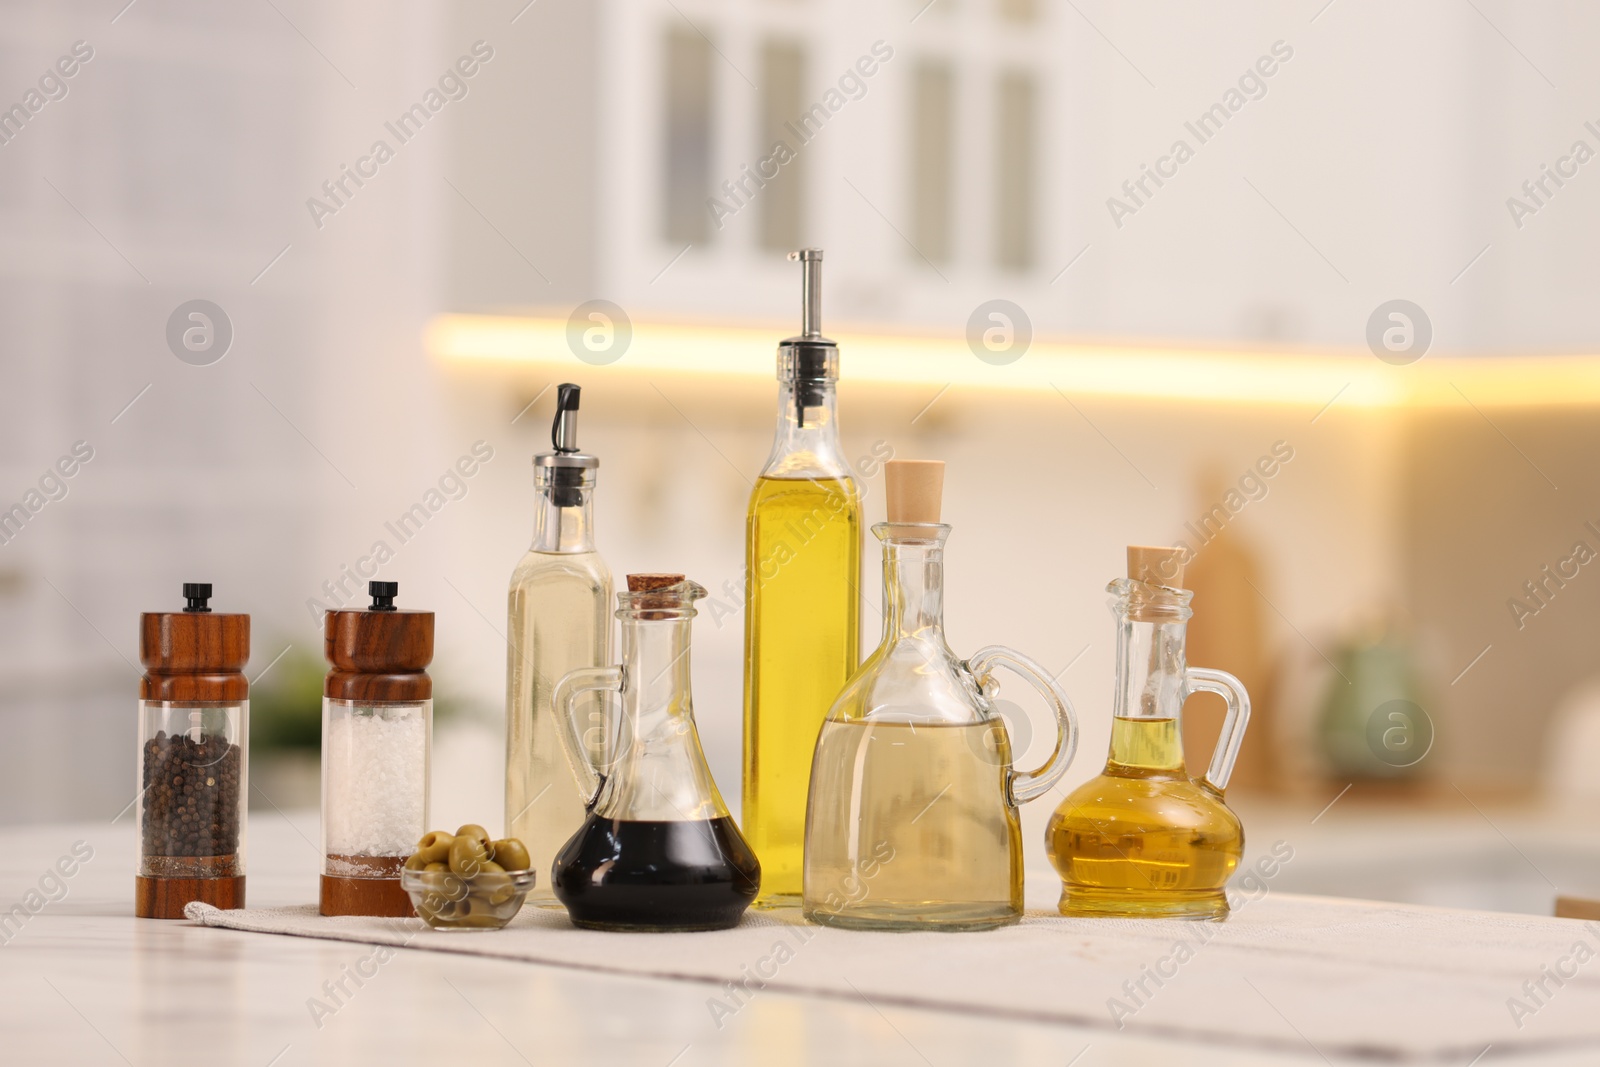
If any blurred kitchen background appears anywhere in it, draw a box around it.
[5,0,1600,914]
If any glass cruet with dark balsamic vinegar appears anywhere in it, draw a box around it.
[802,461,1079,931]
[743,248,862,905]
[551,574,760,931]
[505,384,613,906]
[1046,546,1251,920]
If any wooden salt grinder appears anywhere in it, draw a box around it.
[320,581,434,917]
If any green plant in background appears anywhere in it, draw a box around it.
[249,637,473,754]
[250,644,324,753]
[1317,616,1433,779]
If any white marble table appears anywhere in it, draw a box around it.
[0,815,1594,1067]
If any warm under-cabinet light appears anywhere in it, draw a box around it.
[426,313,1600,409]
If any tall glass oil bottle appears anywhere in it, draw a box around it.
[506,384,613,904]
[743,249,862,903]
[1046,546,1251,919]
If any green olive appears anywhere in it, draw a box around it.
[454,824,492,851]
[457,913,504,928]
[449,834,489,876]
[464,894,503,919]
[413,831,455,866]
[476,878,516,906]
[403,852,430,871]
[488,838,530,872]
[423,861,449,873]
[469,860,511,904]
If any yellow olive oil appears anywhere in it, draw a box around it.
[1045,717,1243,919]
[743,474,860,902]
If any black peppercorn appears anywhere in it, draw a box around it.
[141,732,242,858]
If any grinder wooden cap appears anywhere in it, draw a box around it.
[140,583,250,702]
[1128,545,1186,588]
[324,582,433,702]
[885,460,944,523]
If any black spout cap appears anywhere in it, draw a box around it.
[182,583,212,613]
[553,384,581,455]
[369,581,398,611]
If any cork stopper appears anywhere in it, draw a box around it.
[627,573,684,593]
[885,460,944,524]
[1128,545,1186,588]
[627,572,689,614]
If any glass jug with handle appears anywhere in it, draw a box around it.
[1046,545,1251,919]
[550,574,760,932]
[802,460,1078,931]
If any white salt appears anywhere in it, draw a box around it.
[323,704,427,857]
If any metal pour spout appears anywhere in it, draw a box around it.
[790,248,823,341]
[553,383,581,454]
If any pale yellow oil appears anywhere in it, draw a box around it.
[1045,717,1243,919]
[743,475,860,902]
[505,549,611,904]
[803,719,1021,930]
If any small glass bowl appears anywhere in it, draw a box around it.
[400,867,536,930]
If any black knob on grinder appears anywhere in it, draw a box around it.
[368,581,398,611]
[182,583,213,613]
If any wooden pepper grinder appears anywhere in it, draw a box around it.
[320,581,434,917]
[136,583,250,918]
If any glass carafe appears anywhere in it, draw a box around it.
[551,575,759,931]
[1046,550,1250,919]
[802,522,1078,931]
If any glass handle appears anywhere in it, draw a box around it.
[1185,666,1252,794]
[965,645,1079,806]
[552,665,624,810]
